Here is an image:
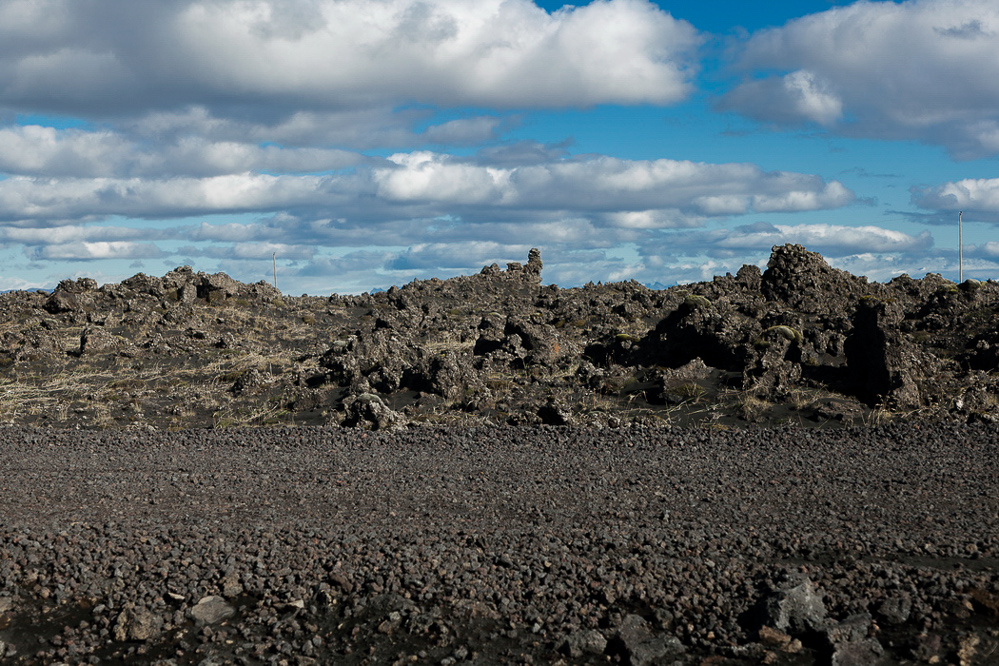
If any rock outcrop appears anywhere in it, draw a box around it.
[1,244,998,428]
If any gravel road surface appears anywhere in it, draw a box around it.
[1,424,997,665]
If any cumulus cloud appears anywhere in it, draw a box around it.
[911,177,999,223]
[177,242,316,261]
[421,116,505,145]
[721,0,999,159]
[0,0,701,118]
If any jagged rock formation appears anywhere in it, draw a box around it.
[1,244,998,428]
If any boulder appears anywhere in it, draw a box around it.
[761,575,828,635]
[44,291,79,314]
[845,298,927,408]
[560,629,607,658]
[822,614,884,666]
[79,326,119,355]
[608,614,684,666]
[113,605,163,641]
[188,595,236,626]
[343,393,408,430]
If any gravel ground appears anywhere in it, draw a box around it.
[1,424,998,665]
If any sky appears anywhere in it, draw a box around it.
[1,0,998,294]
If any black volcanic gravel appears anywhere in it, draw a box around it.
[1,424,998,665]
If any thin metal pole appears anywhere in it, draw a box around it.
[273,252,278,289]
[958,211,963,283]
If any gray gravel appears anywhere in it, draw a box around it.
[1,423,997,665]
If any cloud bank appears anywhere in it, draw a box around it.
[0,148,856,243]
[0,0,701,118]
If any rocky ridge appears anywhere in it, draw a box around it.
[1,244,997,429]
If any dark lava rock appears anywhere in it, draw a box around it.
[113,605,164,641]
[610,614,685,666]
[560,629,607,658]
[845,298,927,408]
[761,575,828,635]
[188,596,236,626]
[761,243,869,314]
[342,392,408,430]
[43,290,79,314]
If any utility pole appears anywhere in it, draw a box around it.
[958,211,963,283]
[273,252,278,290]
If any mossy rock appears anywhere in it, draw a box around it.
[763,325,802,344]
[683,294,712,310]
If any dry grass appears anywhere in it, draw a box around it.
[213,404,294,429]
[738,394,773,422]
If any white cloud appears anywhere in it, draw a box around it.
[372,152,855,222]
[177,242,316,261]
[640,222,933,260]
[781,70,843,127]
[0,224,163,245]
[33,241,164,261]
[722,0,999,159]
[0,0,701,117]
[390,241,536,270]
[0,151,854,227]
[421,116,504,145]
[0,173,353,221]
[124,107,430,150]
[0,125,366,178]
[911,177,999,222]
[718,222,933,255]
[628,222,944,286]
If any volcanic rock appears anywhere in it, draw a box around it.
[760,575,828,635]
[188,595,236,626]
[343,392,408,430]
[845,297,927,408]
[3,245,999,428]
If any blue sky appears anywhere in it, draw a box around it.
[1,0,998,293]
